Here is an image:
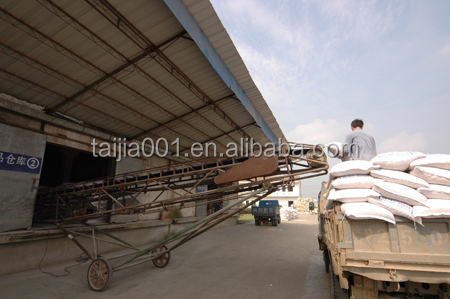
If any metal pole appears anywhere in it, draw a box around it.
[57,225,94,260]
[84,222,140,250]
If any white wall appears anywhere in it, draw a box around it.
[266,181,301,207]
[0,124,47,232]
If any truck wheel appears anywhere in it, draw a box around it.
[277,215,281,224]
[328,262,348,299]
[323,250,330,273]
[255,219,261,226]
[272,218,277,226]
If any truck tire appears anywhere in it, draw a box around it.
[255,219,261,226]
[323,250,330,273]
[277,215,281,224]
[272,218,277,226]
[328,262,348,299]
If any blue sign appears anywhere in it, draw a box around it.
[0,151,42,174]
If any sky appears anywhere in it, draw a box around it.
[209,0,450,198]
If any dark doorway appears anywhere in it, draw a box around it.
[71,151,113,183]
[39,143,115,187]
[39,145,65,187]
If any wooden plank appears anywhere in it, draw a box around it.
[214,156,278,185]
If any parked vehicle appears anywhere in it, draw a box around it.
[317,182,450,299]
[252,200,280,226]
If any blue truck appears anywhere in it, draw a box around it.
[251,200,280,226]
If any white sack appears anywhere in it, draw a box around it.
[373,181,429,207]
[410,154,450,170]
[280,207,299,221]
[370,169,429,189]
[340,202,396,224]
[329,160,380,177]
[417,184,450,200]
[367,196,422,225]
[413,199,450,218]
[327,188,379,203]
[331,175,380,190]
[371,151,426,171]
[410,166,450,187]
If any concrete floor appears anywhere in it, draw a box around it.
[0,214,329,299]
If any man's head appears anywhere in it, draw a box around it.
[351,119,364,131]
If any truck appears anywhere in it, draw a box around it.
[317,182,450,299]
[252,200,280,226]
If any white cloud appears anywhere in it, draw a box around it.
[316,0,397,40]
[378,131,427,153]
[225,0,309,48]
[287,120,437,157]
[232,41,319,107]
[436,43,450,63]
[211,0,450,159]
[439,44,450,55]
[286,119,349,144]
[211,0,402,115]
[285,118,429,155]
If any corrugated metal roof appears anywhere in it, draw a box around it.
[0,0,286,157]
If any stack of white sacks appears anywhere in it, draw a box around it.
[280,206,299,221]
[325,152,450,226]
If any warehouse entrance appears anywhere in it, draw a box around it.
[39,143,116,188]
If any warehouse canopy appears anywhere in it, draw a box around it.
[0,0,285,157]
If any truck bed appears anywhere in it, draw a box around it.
[321,207,450,285]
[251,206,278,216]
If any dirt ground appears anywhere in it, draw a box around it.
[0,214,329,299]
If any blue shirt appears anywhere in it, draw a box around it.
[342,128,377,161]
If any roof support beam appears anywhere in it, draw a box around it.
[132,94,236,139]
[0,43,160,128]
[200,122,257,149]
[87,0,251,141]
[43,0,188,113]
[0,42,83,90]
[177,122,257,154]
[47,50,149,113]
[37,0,233,148]
[0,67,202,150]
[37,0,244,147]
[1,7,213,147]
[0,69,144,137]
[0,50,202,149]
[0,7,103,77]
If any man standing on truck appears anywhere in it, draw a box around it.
[341,119,377,161]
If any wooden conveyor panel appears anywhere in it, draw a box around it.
[214,156,279,185]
